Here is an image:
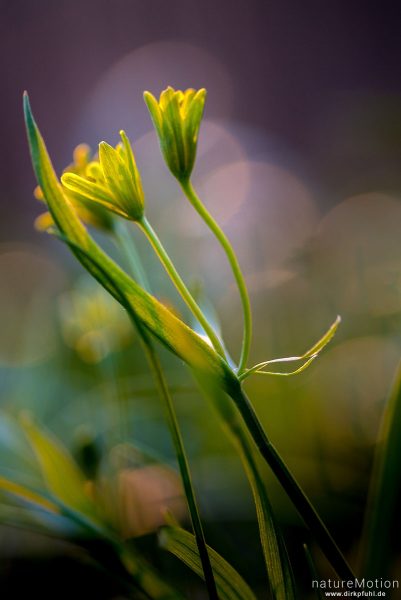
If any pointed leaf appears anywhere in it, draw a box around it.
[0,474,58,513]
[0,502,84,538]
[159,525,257,600]
[20,415,94,517]
[303,544,325,600]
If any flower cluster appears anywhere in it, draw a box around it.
[36,88,206,231]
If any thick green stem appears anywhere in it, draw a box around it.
[227,380,355,581]
[180,179,252,374]
[137,216,226,359]
[200,381,295,599]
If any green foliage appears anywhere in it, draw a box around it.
[159,525,257,600]
[205,386,296,599]
[18,85,360,598]
[359,360,401,578]
[20,414,95,517]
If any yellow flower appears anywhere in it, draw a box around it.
[144,87,206,181]
[61,131,145,222]
[59,277,134,363]
[34,143,114,232]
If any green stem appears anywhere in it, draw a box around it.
[115,221,151,292]
[180,178,252,375]
[116,230,219,600]
[143,340,219,600]
[227,380,355,581]
[202,382,296,599]
[137,216,226,360]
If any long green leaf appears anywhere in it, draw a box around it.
[0,470,112,540]
[159,525,257,600]
[20,415,95,518]
[0,477,185,600]
[0,474,59,513]
[203,384,296,600]
[359,359,401,578]
[3,432,186,599]
[303,544,325,600]
[0,502,83,537]
[23,92,233,389]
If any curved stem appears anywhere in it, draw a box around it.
[137,216,227,360]
[227,380,355,581]
[180,179,252,374]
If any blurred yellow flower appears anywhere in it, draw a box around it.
[59,277,134,363]
[34,143,114,232]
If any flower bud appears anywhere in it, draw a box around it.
[61,131,145,222]
[144,87,206,181]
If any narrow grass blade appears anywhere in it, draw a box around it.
[303,544,325,600]
[159,525,257,600]
[359,360,401,578]
[0,474,59,513]
[0,502,84,537]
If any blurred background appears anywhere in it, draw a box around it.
[1,0,401,597]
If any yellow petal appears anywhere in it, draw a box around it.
[34,211,54,231]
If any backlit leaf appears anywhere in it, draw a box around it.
[159,525,257,600]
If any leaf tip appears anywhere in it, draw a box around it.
[23,91,33,126]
